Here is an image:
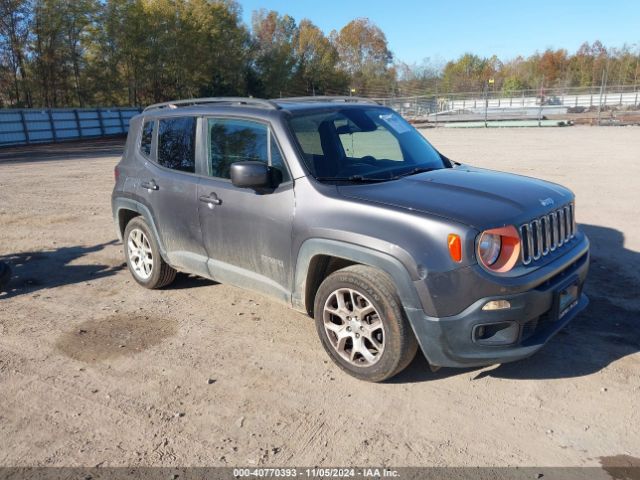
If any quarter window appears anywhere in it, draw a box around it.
[140,120,154,156]
[157,117,197,173]
[207,118,290,182]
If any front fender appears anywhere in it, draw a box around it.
[292,238,423,313]
[292,238,448,365]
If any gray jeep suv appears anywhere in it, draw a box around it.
[112,96,589,382]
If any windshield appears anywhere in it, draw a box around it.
[288,107,448,181]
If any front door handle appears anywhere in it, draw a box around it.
[141,179,159,191]
[199,192,222,206]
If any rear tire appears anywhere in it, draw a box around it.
[314,265,418,382]
[123,216,176,289]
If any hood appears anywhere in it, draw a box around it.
[337,166,574,230]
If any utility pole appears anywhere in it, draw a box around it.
[597,60,609,126]
[483,81,489,127]
[537,75,545,127]
[434,79,438,125]
[634,43,639,86]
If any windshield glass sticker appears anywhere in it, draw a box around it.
[379,113,411,134]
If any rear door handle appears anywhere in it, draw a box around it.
[141,179,159,191]
[199,192,222,206]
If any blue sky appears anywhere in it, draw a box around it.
[237,0,640,64]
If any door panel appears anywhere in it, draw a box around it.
[135,116,208,276]
[140,162,207,275]
[197,117,295,300]
[197,180,294,299]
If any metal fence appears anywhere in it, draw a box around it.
[0,107,141,147]
[374,84,640,124]
[2,85,639,146]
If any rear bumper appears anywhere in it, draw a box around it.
[407,240,590,368]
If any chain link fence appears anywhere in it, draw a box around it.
[373,84,640,125]
[1,85,639,148]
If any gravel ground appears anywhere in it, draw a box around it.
[0,127,638,468]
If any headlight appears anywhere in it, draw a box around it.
[477,226,521,272]
[478,232,501,265]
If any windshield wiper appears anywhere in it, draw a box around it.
[315,168,437,183]
[315,175,389,183]
[390,167,436,179]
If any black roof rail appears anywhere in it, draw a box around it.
[276,96,380,105]
[143,97,280,112]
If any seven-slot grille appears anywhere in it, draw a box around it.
[519,203,575,265]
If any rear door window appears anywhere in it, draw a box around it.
[157,117,197,173]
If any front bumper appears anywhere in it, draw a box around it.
[407,238,590,368]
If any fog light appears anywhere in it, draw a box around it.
[482,299,511,311]
[473,321,519,345]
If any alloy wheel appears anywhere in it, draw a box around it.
[127,228,153,280]
[322,288,385,367]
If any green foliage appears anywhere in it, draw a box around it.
[0,0,253,106]
[0,0,32,106]
[250,9,298,97]
[501,76,525,96]
[331,18,395,96]
[0,0,354,106]
[0,3,637,108]
[441,53,502,92]
[249,11,350,97]
[294,19,346,95]
[91,0,251,105]
[407,42,640,96]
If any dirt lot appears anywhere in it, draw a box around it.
[0,127,639,468]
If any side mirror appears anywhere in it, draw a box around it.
[230,161,270,189]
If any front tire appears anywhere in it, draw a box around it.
[314,265,418,382]
[123,216,176,289]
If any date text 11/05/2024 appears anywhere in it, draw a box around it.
[233,467,400,477]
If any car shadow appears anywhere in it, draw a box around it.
[166,273,218,290]
[390,223,640,383]
[0,241,124,299]
[0,137,125,164]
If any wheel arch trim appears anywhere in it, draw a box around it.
[112,197,169,262]
[293,238,423,314]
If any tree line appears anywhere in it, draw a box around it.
[402,42,640,97]
[1,0,638,108]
